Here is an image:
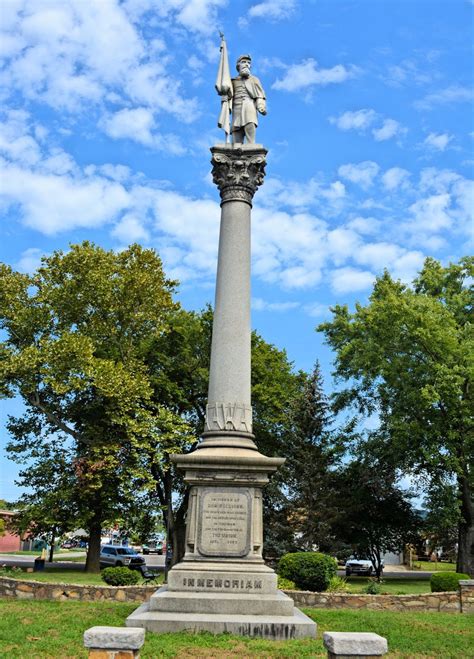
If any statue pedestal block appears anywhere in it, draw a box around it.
[126,446,316,639]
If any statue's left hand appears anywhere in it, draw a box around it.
[256,100,266,115]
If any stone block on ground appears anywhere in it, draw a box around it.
[84,626,145,650]
[323,631,388,657]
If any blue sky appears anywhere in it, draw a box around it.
[1,0,473,500]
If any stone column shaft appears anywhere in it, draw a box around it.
[200,144,267,451]
[207,199,251,413]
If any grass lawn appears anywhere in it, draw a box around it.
[412,561,457,571]
[0,550,75,556]
[0,568,164,587]
[0,600,471,658]
[51,555,87,562]
[345,577,432,594]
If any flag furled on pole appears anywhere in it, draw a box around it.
[215,34,232,140]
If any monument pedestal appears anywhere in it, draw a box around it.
[126,445,316,639]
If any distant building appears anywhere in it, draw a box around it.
[0,510,28,552]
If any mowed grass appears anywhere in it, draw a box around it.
[0,568,164,586]
[346,578,432,594]
[0,600,472,658]
[412,561,456,571]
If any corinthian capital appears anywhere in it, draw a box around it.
[211,145,267,206]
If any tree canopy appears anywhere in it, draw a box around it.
[0,242,191,570]
[318,256,473,575]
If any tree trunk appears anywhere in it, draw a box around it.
[172,491,189,565]
[85,513,102,573]
[456,474,474,577]
[48,527,56,563]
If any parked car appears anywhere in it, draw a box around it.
[61,541,77,549]
[142,541,163,555]
[99,545,145,569]
[345,556,384,576]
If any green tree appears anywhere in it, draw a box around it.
[0,242,190,571]
[263,362,348,556]
[318,257,473,575]
[0,519,5,537]
[332,458,420,579]
[423,480,460,560]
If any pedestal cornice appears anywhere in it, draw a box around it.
[211,144,267,206]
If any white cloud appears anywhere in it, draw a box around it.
[401,168,474,247]
[384,59,434,88]
[252,297,300,312]
[347,216,381,235]
[330,267,375,294]
[0,1,197,122]
[1,158,130,235]
[382,167,410,191]
[273,58,357,92]
[329,109,377,131]
[415,84,473,110]
[302,302,330,318]
[112,214,149,243]
[258,175,345,213]
[338,161,380,189]
[372,118,405,142]
[101,107,185,154]
[16,247,43,273]
[0,110,42,166]
[247,0,296,20]
[171,0,228,34]
[423,132,453,151]
[326,228,361,265]
[409,193,452,232]
[354,242,425,282]
[329,110,406,142]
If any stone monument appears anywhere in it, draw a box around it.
[126,37,316,639]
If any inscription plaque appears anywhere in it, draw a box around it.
[197,488,251,557]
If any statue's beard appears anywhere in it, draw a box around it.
[240,67,250,78]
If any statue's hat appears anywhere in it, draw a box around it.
[236,54,251,65]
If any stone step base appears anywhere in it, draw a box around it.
[126,602,316,640]
[149,587,294,616]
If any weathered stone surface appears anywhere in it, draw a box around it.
[149,587,294,616]
[84,626,145,650]
[0,576,466,612]
[167,562,278,594]
[283,589,461,613]
[459,580,474,613]
[323,632,388,656]
[126,601,316,639]
[0,577,156,602]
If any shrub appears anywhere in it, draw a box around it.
[277,576,296,590]
[278,552,337,592]
[101,566,140,586]
[364,578,383,594]
[326,576,350,593]
[430,572,470,592]
[0,566,23,577]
